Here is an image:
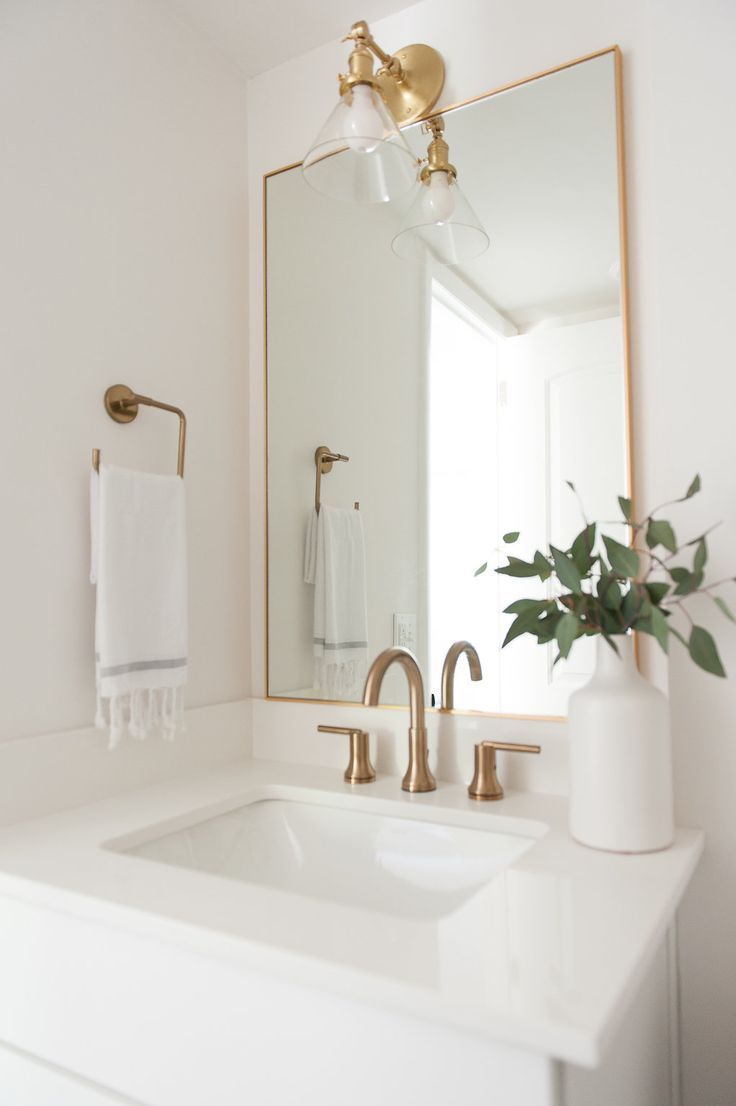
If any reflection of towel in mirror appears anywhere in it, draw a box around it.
[304,505,368,699]
[90,464,187,749]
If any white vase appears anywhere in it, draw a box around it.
[568,635,674,853]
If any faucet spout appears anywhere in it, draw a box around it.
[362,647,436,793]
[441,640,483,710]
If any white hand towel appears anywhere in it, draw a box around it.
[310,505,368,700]
[303,508,318,584]
[91,463,187,748]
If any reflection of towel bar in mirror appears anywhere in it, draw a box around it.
[314,445,359,512]
[92,384,187,477]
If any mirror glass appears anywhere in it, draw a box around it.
[265,50,631,717]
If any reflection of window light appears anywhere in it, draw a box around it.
[427,282,500,709]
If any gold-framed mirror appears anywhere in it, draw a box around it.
[264,47,632,719]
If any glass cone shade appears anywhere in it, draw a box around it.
[392,172,490,265]
[302,85,418,204]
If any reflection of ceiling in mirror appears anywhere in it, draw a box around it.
[402,55,620,330]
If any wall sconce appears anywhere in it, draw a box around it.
[392,116,490,265]
[302,21,445,204]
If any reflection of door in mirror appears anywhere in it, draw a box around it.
[265,48,631,719]
[427,279,502,712]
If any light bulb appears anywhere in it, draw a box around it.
[420,171,455,223]
[342,85,383,154]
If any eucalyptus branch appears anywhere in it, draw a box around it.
[565,480,590,526]
[485,474,729,677]
[665,597,695,626]
[632,547,672,580]
[683,521,723,546]
[700,576,736,592]
[646,474,702,518]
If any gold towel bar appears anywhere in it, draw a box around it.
[93,384,187,477]
[314,444,358,512]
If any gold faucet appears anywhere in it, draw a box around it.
[440,640,482,709]
[362,647,436,793]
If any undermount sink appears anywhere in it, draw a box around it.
[119,793,542,920]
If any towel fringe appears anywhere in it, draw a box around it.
[96,687,183,750]
[314,658,366,701]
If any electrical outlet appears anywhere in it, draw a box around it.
[393,613,417,653]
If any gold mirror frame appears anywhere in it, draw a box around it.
[262,45,633,723]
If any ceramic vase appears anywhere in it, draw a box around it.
[568,635,674,853]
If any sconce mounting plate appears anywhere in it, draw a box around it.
[376,44,445,125]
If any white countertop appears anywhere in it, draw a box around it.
[0,757,702,1068]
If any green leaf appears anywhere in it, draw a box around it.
[502,607,547,648]
[713,595,736,623]
[670,567,704,596]
[688,625,726,677]
[502,531,520,544]
[603,535,640,578]
[649,606,670,654]
[535,612,562,643]
[645,581,670,606]
[598,575,623,610]
[550,545,583,594]
[555,612,580,659]
[694,538,707,574]
[685,474,701,499]
[646,518,677,554]
[533,551,553,582]
[618,496,632,522]
[601,609,623,635]
[474,562,488,577]
[571,522,597,575]
[496,556,543,578]
[621,584,643,623]
[503,598,550,616]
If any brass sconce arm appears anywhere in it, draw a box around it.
[420,116,457,182]
[343,21,400,78]
[337,20,445,125]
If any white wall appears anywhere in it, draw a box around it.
[247,1,736,1102]
[0,0,251,743]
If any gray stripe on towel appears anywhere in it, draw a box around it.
[313,638,368,650]
[99,657,188,677]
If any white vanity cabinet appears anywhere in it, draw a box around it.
[0,895,673,1106]
[0,762,701,1106]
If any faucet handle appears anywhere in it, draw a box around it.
[318,725,376,784]
[468,740,540,801]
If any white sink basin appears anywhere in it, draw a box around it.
[122,796,540,919]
